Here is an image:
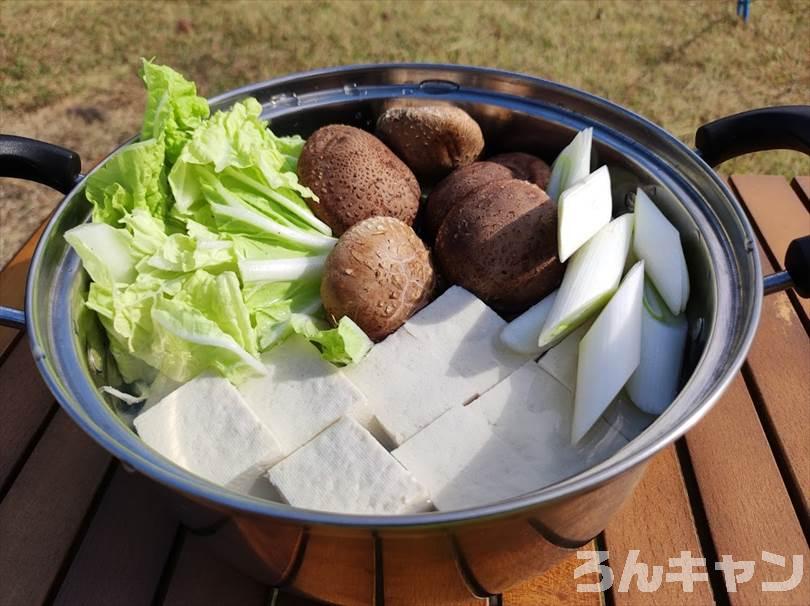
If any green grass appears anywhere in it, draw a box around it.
[1,0,808,263]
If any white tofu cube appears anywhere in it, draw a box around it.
[403,286,528,385]
[267,417,430,514]
[344,330,479,447]
[536,322,590,391]
[468,362,628,485]
[134,375,284,495]
[391,406,539,510]
[238,336,372,454]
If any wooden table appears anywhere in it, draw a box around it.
[1,176,808,606]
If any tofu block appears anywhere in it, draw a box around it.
[267,417,430,514]
[403,286,528,384]
[345,288,531,446]
[392,406,539,510]
[468,362,628,485]
[344,330,481,447]
[239,336,372,454]
[134,375,284,493]
[536,322,590,390]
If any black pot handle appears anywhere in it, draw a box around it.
[695,106,810,299]
[0,134,82,194]
[0,135,83,329]
[694,105,810,168]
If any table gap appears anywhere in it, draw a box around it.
[42,459,119,604]
[151,525,189,606]
[740,362,810,543]
[0,402,58,503]
[0,330,23,366]
[790,178,810,211]
[673,438,727,606]
[595,532,614,606]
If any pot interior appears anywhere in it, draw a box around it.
[27,65,760,525]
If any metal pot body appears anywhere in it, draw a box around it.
[6,65,808,603]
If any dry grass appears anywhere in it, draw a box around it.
[1,0,808,265]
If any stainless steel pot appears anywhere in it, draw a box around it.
[1,64,809,604]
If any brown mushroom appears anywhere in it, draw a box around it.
[376,105,484,181]
[424,161,514,238]
[298,125,420,235]
[321,216,436,341]
[434,179,563,313]
[489,152,552,191]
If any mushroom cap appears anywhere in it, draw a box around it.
[489,152,552,191]
[298,125,420,235]
[424,161,514,238]
[321,216,436,341]
[435,179,563,313]
[376,105,484,181]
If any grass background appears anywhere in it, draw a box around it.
[1,0,808,266]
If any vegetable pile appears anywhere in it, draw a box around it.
[67,60,696,514]
[66,61,371,389]
[500,126,691,442]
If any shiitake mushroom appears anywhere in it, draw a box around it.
[376,106,484,181]
[434,179,563,313]
[424,153,552,238]
[298,125,420,235]
[423,161,514,238]
[321,216,436,341]
[489,152,551,191]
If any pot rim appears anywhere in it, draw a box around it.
[25,62,763,529]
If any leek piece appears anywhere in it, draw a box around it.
[626,279,688,415]
[538,214,634,349]
[547,127,593,201]
[632,188,688,314]
[499,290,558,355]
[572,260,644,443]
[537,320,591,391]
[557,165,612,262]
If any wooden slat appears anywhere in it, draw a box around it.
[792,176,810,209]
[502,541,602,605]
[743,244,810,516]
[0,222,45,357]
[603,446,714,605]
[291,532,375,605]
[730,174,810,323]
[0,340,55,491]
[53,467,179,605]
[685,375,810,605]
[0,411,111,606]
[162,533,268,606]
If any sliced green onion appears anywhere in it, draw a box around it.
[572,260,644,443]
[537,320,591,391]
[538,213,634,349]
[500,290,558,355]
[547,127,593,201]
[557,165,612,262]
[632,188,688,314]
[626,279,688,415]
